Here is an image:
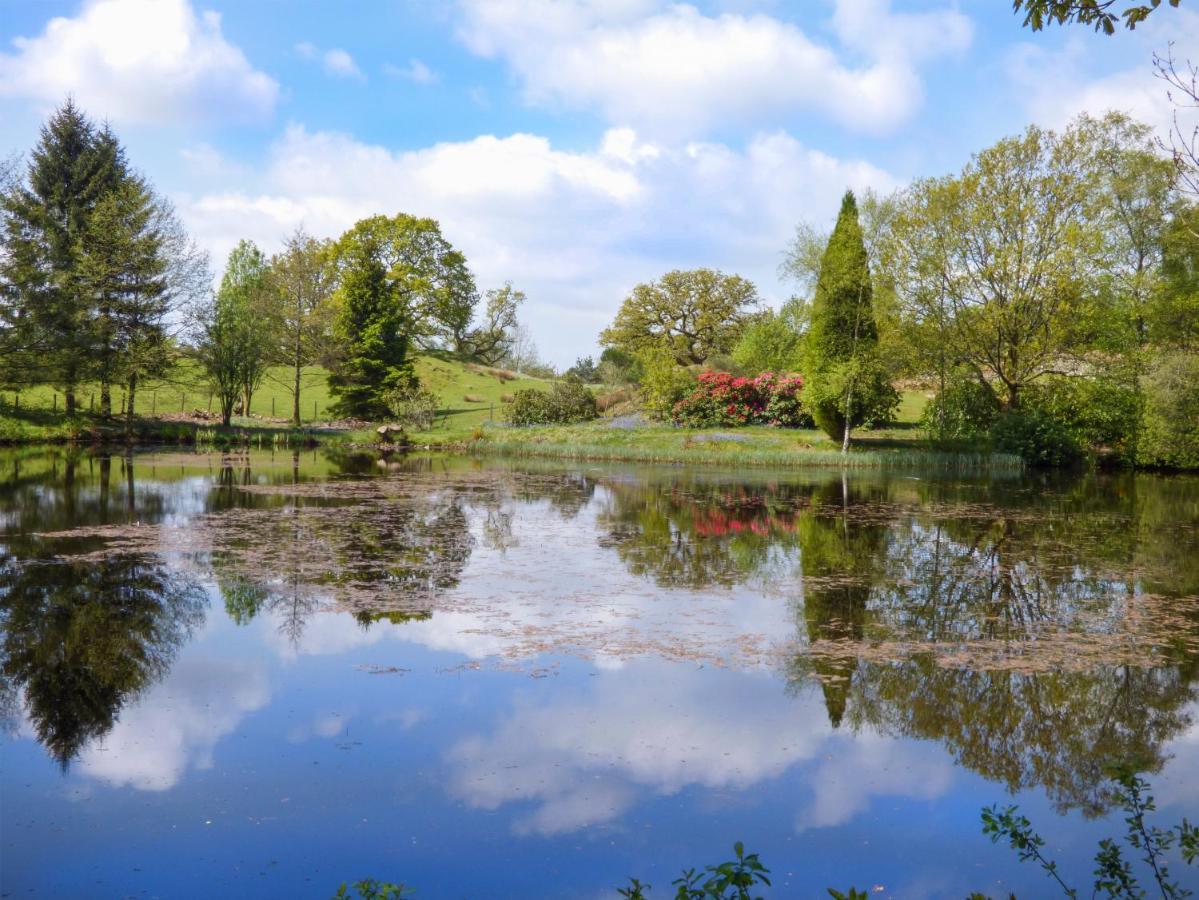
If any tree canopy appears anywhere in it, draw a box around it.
[601,268,760,366]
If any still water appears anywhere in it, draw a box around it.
[1,448,1197,898]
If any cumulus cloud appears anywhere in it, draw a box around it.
[180,124,895,364]
[296,41,366,81]
[453,0,972,137]
[0,0,278,124]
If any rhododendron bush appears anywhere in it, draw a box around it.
[672,372,812,428]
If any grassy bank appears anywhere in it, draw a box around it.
[2,358,1020,471]
[441,421,1023,470]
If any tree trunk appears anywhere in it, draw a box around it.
[64,387,76,416]
[243,384,252,419]
[221,394,233,427]
[841,379,854,454]
[293,340,302,426]
[100,382,111,418]
[125,374,137,440]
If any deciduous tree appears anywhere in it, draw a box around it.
[601,268,760,366]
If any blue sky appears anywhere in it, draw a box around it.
[0,0,1191,365]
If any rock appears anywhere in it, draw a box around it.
[376,424,407,442]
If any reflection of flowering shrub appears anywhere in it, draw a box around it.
[672,371,812,428]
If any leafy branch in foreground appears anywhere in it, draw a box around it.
[619,842,772,900]
[982,768,1197,899]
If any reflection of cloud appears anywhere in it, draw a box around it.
[287,709,357,743]
[75,659,269,791]
[446,663,955,836]
[795,732,954,831]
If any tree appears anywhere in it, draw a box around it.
[269,228,335,424]
[565,355,598,382]
[216,240,277,418]
[326,217,416,419]
[1155,203,1199,348]
[1074,112,1175,350]
[1154,44,1199,201]
[0,100,122,413]
[804,191,897,448]
[76,179,198,436]
[600,268,760,366]
[890,123,1097,411]
[461,282,522,365]
[1013,0,1179,33]
[194,282,253,426]
[732,300,805,374]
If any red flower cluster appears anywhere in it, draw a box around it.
[673,371,810,428]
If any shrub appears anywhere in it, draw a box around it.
[1139,351,1199,469]
[462,393,485,403]
[596,385,634,413]
[504,378,598,426]
[804,356,900,440]
[922,372,1001,442]
[383,384,438,431]
[990,409,1083,467]
[672,371,811,428]
[637,349,696,420]
[1024,374,1140,462]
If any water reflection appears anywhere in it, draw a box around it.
[0,552,204,766]
[1,448,1197,830]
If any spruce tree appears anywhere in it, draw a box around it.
[804,190,897,447]
[0,100,121,413]
[327,217,416,419]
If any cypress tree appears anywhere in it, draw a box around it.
[804,190,896,446]
[0,100,121,414]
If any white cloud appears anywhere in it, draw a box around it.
[296,42,365,81]
[75,658,270,791]
[384,58,438,85]
[179,124,895,364]
[447,662,955,836]
[0,0,277,125]
[453,0,972,137]
[1006,9,1199,134]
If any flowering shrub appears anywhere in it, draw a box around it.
[672,371,812,428]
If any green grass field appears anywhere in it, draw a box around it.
[0,353,973,470]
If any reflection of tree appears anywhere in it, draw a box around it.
[786,474,1199,817]
[0,553,205,766]
[796,480,888,726]
[840,657,1197,817]
[597,478,811,589]
[211,479,475,634]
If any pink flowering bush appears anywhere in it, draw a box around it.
[672,371,812,428]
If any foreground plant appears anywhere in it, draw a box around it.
[619,842,772,900]
[980,769,1197,898]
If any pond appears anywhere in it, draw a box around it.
[1,448,1197,898]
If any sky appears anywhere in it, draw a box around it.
[0,0,1192,366]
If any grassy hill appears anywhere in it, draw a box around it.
[0,354,554,442]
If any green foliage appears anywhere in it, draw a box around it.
[990,409,1084,467]
[982,769,1197,898]
[327,217,419,419]
[566,355,599,382]
[732,307,804,375]
[461,282,522,365]
[803,356,899,439]
[637,348,697,419]
[0,102,127,409]
[601,269,760,365]
[504,378,598,426]
[922,372,1002,442]
[1013,0,1179,33]
[806,192,878,369]
[331,879,412,899]
[384,384,438,431]
[1138,351,1199,468]
[1156,204,1199,350]
[619,842,771,900]
[1023,374,1141,461]
[803,192,893,443]
[598,347,645,385]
